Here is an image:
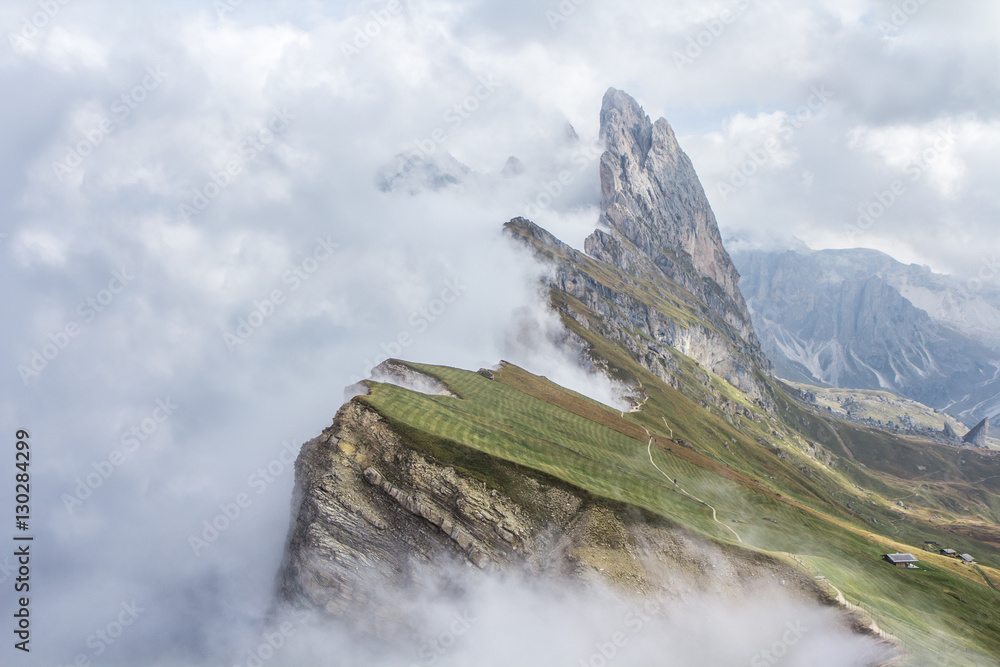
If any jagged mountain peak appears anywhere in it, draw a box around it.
[600,88,654,162]
[502,91,773,403]
[595,88,748,319]
[377,151,472,195]
[500,155,525,177]
[964,418,990,447]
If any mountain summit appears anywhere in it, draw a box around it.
[595,88,749,325]
[506,88,772,401]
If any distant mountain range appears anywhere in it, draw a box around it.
[733,246,1000,426]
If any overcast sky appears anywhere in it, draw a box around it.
[1,0,997,664]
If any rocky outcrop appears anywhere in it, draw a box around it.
[964,418,990,448]
[276,398,816,625]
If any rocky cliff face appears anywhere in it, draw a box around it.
[734,246,1000,425]
[502,89,771,404]
[276,382,814,625]
[597,89,751,334]
[505,218,772,404]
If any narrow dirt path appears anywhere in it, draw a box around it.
[645,427,743,543]
[822,579,896,642]
[826,422,856,460]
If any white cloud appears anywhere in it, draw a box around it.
[1,0,998,663]
[41,25,109,71]
[12,228,68,267]
[847,119,967,197]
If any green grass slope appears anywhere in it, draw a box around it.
[357,358,1000,665]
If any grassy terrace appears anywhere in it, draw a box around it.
[358,360,1000,665]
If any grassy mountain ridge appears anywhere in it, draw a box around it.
[356,356,1000,664]
[331,214,1000,663]
[281,220,1000,662]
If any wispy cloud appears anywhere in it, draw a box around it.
[0,0,996,663]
